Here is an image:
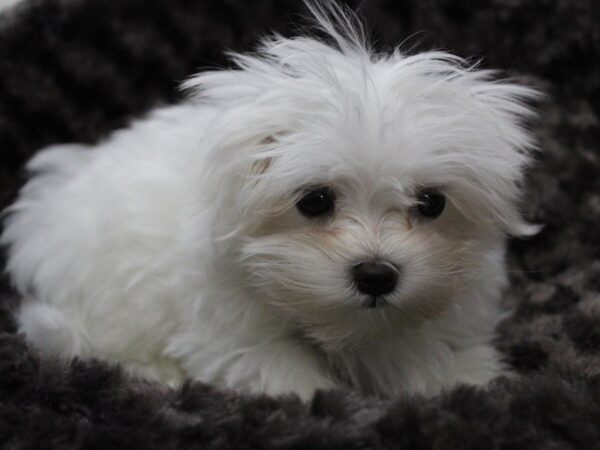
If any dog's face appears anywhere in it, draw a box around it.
[239,147,488,324]
[188,24,538,345]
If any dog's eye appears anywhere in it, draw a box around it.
[416,190,445,219]
[297,187,335,217]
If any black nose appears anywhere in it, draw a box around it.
[352,261,399,297]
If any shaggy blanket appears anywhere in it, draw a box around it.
[0,0,599,448]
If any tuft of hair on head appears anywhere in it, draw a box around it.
[180,0,368,100]
[301,0,369,56]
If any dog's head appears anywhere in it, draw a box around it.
[185,1,540,346]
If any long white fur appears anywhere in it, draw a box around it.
[2,1,539,400]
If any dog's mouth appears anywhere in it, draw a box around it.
[363,296,388,309]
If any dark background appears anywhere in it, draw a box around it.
[0,0,598,448]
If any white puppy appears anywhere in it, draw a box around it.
[2,2,539,400]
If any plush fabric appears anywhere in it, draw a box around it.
[0,0,598,448]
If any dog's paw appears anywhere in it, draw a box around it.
[264,369,335,402]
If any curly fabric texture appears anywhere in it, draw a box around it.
[0,0,598,448]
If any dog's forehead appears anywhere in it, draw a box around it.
[272,135,419,202]
[279,107,448,190]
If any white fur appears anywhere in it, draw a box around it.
[2,1,539,400]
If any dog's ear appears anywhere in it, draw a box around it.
[390,54,543,238]
[250,136,275,175]
[472,78,543,237]
[450,76,543,238]
[200,124,291,241]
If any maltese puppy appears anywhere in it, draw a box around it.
[2,1,539,400]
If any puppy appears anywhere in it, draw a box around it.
[2,1,539,400]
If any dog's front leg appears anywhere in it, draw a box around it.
[223,337,335,402]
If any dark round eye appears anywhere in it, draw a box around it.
[416,190,446,218]
[296,187,335,217]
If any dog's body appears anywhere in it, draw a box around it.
[2,3,538,400]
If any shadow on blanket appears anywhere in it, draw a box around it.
[0,0,598,448]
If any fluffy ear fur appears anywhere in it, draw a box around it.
[463,72,543,236]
